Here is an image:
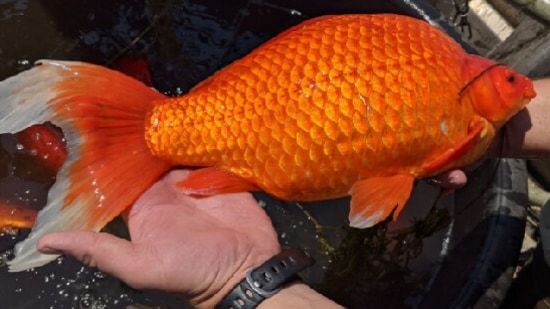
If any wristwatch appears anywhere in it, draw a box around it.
[215,248,315,309]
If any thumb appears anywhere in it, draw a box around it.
[426,169,468,189]
[38,231,139,280]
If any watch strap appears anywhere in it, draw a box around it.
[215,248,315,309]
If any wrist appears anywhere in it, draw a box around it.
[192,248,280,309]
[209,249,315,309]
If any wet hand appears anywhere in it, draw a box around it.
[37,169,281,308]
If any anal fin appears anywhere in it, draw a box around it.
[348,174,415,228]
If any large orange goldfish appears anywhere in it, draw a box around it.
[0,14,535,271]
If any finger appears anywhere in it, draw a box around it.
[37,231,141,283]
[426,170,468,189]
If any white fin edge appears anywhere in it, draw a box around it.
[1,61,110,271]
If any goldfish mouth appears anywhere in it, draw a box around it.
[524,85,537,99]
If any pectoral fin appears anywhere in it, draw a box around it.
[348,174,415,228]
[421,118,488,175]
[177,167,260,196]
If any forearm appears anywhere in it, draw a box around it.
[496,78,550,158]
[259,283,344,309]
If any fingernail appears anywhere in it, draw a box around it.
[38,246,63,255]
[448,175,458,185]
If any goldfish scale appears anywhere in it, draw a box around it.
[384,106,402,132]
[336,140,353,157]
[318,44,333,60]
[263,157,281,178]
[345,37,361,52]
[400,104,418,128]
[323,120,340,141]
[278,155,294,174]
[338,115,354,137]
[254,144,269,162]
[365,109,384,134]
[213,112,225,128]
[293,150,308,168]
[340,77,355,100]
[235,135,247,152]
[283,123,300,145]
[382,133,398,151]
[243,103,257,121]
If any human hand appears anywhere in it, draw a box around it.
[37,169,281,308]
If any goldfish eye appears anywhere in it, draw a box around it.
[507,74,516,83]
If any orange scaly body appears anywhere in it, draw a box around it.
[145,15,511,201]
[0,14,534,270]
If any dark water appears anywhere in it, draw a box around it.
[0,1,526,308]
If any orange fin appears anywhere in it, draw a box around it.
[0,60,170,271]
[348,174,415,228]
[177,167,260,196]
[421,118,487,175]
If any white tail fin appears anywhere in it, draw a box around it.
[0,60,170,271]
